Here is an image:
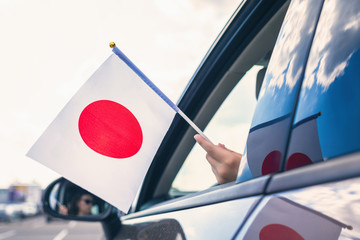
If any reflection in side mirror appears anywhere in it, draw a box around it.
[43,177,112,220]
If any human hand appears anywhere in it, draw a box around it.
[194,134,242,184]
[58,204,68,215]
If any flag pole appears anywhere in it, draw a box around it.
[109,42,212,143]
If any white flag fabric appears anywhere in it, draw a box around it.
[238,113,323,181]
[245,115,291,177]
[27,54,175,212]
[285,113,323,170]
[243,196,345,240]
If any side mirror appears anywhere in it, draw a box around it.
[42,177,113,221]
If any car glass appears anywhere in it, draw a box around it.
[237,0,324,182]
[285,0,360,170]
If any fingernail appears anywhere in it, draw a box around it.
[194,134,200,141]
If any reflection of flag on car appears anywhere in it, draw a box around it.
[243,115,291,178]
[27,53,175,212]
[242,197,347,240]
[285,112,322,170]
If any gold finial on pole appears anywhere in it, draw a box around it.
[109,42,116,48]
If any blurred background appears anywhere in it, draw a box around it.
[0,0,241,238]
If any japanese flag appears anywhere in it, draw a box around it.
[285,113,323,170]
[27,54,175,212]
[243,197,346,240]
[244,115,291,177]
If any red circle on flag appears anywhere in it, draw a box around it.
[261,150,282,175]
[78,100,143,158]
[286,152,312,170]
[259,224,304,240]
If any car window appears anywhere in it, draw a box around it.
[236,0,324,183]
[285,0,360,171]
[171,65,260,192]
[168,0,296,194]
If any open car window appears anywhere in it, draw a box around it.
[171,65,260,193]
[166,0,293,197]
[140,1,293,209]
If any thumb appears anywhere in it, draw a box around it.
[218,143,226,149]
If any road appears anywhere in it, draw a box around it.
[0,215,104,240]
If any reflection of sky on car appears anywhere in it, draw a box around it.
[294,0,360,159]
[241,196,347,239]
[172,66,259,191]
[301,0,360,92]
[124,196,258,239]
[251,0,323,128]
[236,0,323,182]
[282,178,360,239]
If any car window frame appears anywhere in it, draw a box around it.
[133,0,290,213]
[123,175,270,220]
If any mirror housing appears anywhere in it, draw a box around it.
[42,177,113,221]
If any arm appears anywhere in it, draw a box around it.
[58,203,68,215]
[194,134,242,184]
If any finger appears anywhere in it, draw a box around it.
[195,134,239,161]
[198,136,229,160]
[194,134,215,153]
[206,153,221,171]
[219,143,242,156]
[206,153,219,166]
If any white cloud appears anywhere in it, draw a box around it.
[303,0,360,92]
[153,0,193,19]
[258,0,319,99]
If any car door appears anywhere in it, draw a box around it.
[236,0,360,239]
[110,0,324,239]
